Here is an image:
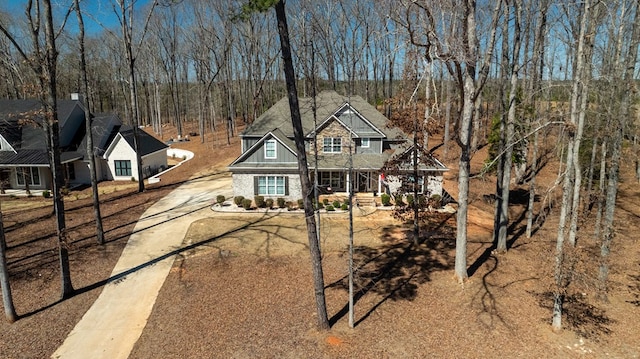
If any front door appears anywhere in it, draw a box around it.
[357,171,371,192]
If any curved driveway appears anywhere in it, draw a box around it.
[52,172,233,359]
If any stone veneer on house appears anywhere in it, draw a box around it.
[316,119,356,155]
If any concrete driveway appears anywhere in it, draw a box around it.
[52,172,233,359]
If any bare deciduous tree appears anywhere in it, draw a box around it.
[74,0,104,245]
[0,0,75,299]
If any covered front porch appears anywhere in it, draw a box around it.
[311,170,382,194]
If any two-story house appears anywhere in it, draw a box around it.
[229,91,448,201]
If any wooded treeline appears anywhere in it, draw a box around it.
[0,0,639,331]
[0,0,403,142]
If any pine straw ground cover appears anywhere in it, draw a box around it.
[129,205,639,358]
[131,139,639,358]
[0,125,239,358]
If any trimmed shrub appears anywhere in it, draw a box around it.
[325,205,335,211]
[418,195,427,207]
[234,196,245,207]
[297,199,304,209]
[265,198,274,208]
[332,200,341,208]
[343,197,350,205]
[341,203,349,211]
[277,197,286,208]
[381,193,391,206]
[322,198,329,205]
[216,195,226,205]
[430,194,442,208]
[242,198,253,210]
[315,200,324,210]
[394,194,405,206]
[42,190,51,198]
[406,194,415,207]
[286,201,294,210]
[254,195,266,208]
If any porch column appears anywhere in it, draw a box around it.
[346,172,350,195]
[378,173,382,195]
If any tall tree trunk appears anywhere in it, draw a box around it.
[525,130,538,238]
[635,134,640,182]
[451,0,501,283]
[118,0,158,193]
[553,0,593,331]
[525,0,550,240]
[0,0,74,300]
[498,0,523,252]
[635,133,640,182]
[594,141,607,239]
[455,66,474,282]
[127,56,145,192]
[0,208,17,323]
[274,0,330,330]
[598,0,640,299]
[43,0,74,299]
[443,76,452,160]
[75,0,104,245]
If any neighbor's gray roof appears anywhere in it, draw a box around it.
[0,149,49,166]
[119,125,168,156]
[0,99,85,166]
[242,91,404,139]
[0,99,83,149]
[78,113,122,157]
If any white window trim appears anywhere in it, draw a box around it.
[114,160,132,177]
[323,137,342,153]
[361,138,370,148]
[257,175,286,196]
[16,167,41,186]
[264,139,277,159]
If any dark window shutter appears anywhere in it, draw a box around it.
[284,176,289,195]
[254,176,259,195]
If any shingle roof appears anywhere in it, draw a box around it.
[0,99,88,167]
[77,113,122,157]
[384,143,449,172]
[242,91,402,139]
[118,125,168,156]
[0,100,84,143]
[308,153,392,170]
[0,99,85,152]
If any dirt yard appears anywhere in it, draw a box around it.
[1,122,639,358]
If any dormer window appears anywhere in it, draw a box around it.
[264,139,277,159]
[323,137,342,153]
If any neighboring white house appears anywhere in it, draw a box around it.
[0,97,168,190]
[102,127,168,181]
